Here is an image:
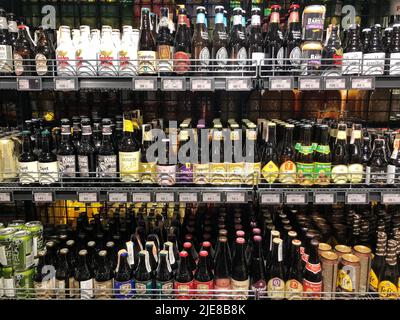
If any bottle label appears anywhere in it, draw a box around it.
[306,261,321,274]
[173,51,190,74]
[369,269,379,292]
[78,155,90,177]
[38,161,59,184]
[79,279,94,299]
[390,52,400,75]
[378,280,398,299]
[279,160,297,184]
[194,280,214,299]
[342,51,363,75]
[157,164,176,186]
[155,280,174,298]
[296,162,314,185]
[215,13,224,24]
[135,280,153,298]
[119,151,140,182]
[94,279,113,299]
[289,46,301,66]
[251,52,265,66]
[337,266,357,292]
[174,281,194,300]
[226,162,244,184]
[57,155,76,178]
[158,45,174,73]
[193,163,209,184]
[216,47,228,66]
[285,280,303,300]
[365,166,386,184]
[69,277,78,298]
[314,162,331,184]
[19,161,39,184]
[199,47,210,66]
[387,164,399,184]
[277,47,285,66]
[97,155,117,178]
[231,278,249,300]
[138,50,157,74]
[35,53,48,76]
[250,279,267,299]
[332,164,349,184]
[55,279,66,299]
[0,45,12,73]
[237,47,248,63]
[214,278,232,300]
[210,162,226,184]
[114,279,135,298]
[348,163,363,183]
[262,161,279,184]
[76,45,98,76]
[98,49,117,75]
[196,13,206,24]
[178,163,193,183]
[251,15,261,26]
[243,162,261,185]
[140,162,157,183]
[363,52,385,75]
[14,53,24,76]
[302,279,322,298]
[267,277,285,299]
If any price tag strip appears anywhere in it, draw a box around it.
[269,77,294,91]
[33,192,54,203]
[314,193,336,205]
[107,192,128,203]
[161,78,185,91]
[133,78,158,91]
[382,193,400,205]
[226,78,252,91]
[155,192,175,203]
[285,193,308,205]
[131,192,152,203]
[202,192,222,203]
[351,77,375,90]
[298,77,322,91]
[54,78,78,91]
[260,193,282,205]
[0,192,13,203]
[17,78,42,91]
[324,77,347,90]
[179,192,199,202]
[78,192,99,203]
[345,192,369,205]
[226,192,247,203]
[190,78,215,91]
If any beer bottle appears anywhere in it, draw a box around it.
[366,138,388,185]
[138,8,157,75]
[93,250,113,299]
[76,25,97,76]
[14,25,34,76]
[145,241,158,276]
[331,123,349,184]
[192,6,210,73]
[38,130,59,185]
[302,239,322,299]
[243,124,261,185]
[56,26,75,76]
[157,7,174,76]
[163,242,178,272]
[231,237,249,300]
[389,24,400,75]
[7,12,18,47]
[157,138,176,186]
[155,250,173,299]
[250,235,266,298]
[175,251,194,299]
[72,117,81,150]
[322,24,343,75]
[106,241,118,271]
[66,240,77,272]
[387,137,400,184]
[370,231,387,292]
[214,236,232,299]
[113,249,134,299]
[363,24,385,75]
[248,8,265,66]
[183,241,197,273]
[18,131,39,185]
[378,240,399,299]
[0,9,12,75]
[193,123,209,184]
[75,249,94,299]
[77,118,96,180]
[362,130,372,165]
[57,119,76,182]
[296,124,314,185]
[135,250,153,299]
[348,124,364,183]
[35,26,55,76]
[177,127,193,183]
[173,8,191,75]
[285,239,303,300]
[34,251,53,299]
[229,8,247,65]
[342,24,363,75]
[264,4,284,71]
[97,119,117,179]
[98,25,117,76]
[140,124,156,184]
[226,124,245,184]
[383,27,393,52]
[362,28,371,52]
[86,241,97,273]
[267,238,285,299]
[55,248,70,299]
[119,116,140,183]
[194,250,214,299]
[212,6,229,70]
[285,4,302,72]
[279,124,296,184]
[314,124,331,185]
[261,122,279,184]
[210,124,225,185]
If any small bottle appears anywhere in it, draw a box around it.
[114,249,134,299]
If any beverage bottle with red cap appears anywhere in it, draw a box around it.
[174,251,194,299]
[214,236,232,299]
[250,235,267,299]
[194,250,214,299]
[183,241,197,273]
[302,239,322,299]
[200,241,214,271]
[231,237,249,300]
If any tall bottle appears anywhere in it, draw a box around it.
[314,124,331,185]
[55,248,70,299]
[250,235,266,298]
[229,8,247,65]
[57,119,76,182]
[302,239,322,299]
[267,238,285,299]
[192,6,210,72]
[174,8,191,75]
[119,116,140,183]
[296,124,314,185]
[56,26,75,76]
[174,251,194,300]
[35,26,54,76]
[157,7,174,76]
[363,24,385,75]
[97,119,117,179]
[212,6,228,70]
[342,24,363,75]
[279,124,296,184]
[193,123,209,184]
[18,131,39,185]
[94,250,113,299]
[210,125,225,184]
[387,137,400,184]
[177,128,193,183]
[140,124,156,184]
[157,138,176,186]
[194,250,214,299]
[38,130,59,185]
[138,8,157,75]
[348,124,364,183]
[6,12,18,48]
[264,5,284,70]
[76,25,97,76]
[135,250,153,299]
[285,4,302,71]
[231,237,249,300]
[389,24,400,75]
[34,251,53,299]
[378,240,399,299]
[331,123,349,184]
[77,119,96,179]
[98,26,118,76]
[114,249,134,299]
[244,124,261,185]
[14,25,35,76]
[366,138,388,184]
[248,8,265,66]
[155,250,173,299]
[75,249,94,299]
[322,24,343,75]
[214,236,232,299]
[261,122,279,184]
[369,231,387,292]
[285,239,303,300]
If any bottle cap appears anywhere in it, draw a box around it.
[183,242,192,249]
[252,228,261,235]
[236,230,245,237]
[199,250,208,257]
[202,241,211,248]
[236,237,245,244]
[179,251,188,258]
[253,235,262,242]
[79,249,88,256]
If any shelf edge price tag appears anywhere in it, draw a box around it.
[226,192,246,203]
[108,192,128,203]
[33,192,54,203]
[351,77,375,90]
[261,193,281,204]
[382,193,400,205]
[202,192,221,202]
[346,193,368,204]
[179,192,198,202]
[78,192,99,203]
[155,192,175,203]
[269,78,293,91]
[17,78,42,91]
[131,192,151,202]
[285,193,307,204]
[190,78,214,91]
[133,78,157,91]
[314,193,335,204]
[324,78,347,90]
[0,192,12,203]
[161,78,185,91]
[299,78,321,91]
[54,78,78,91]
[226,78,251,91]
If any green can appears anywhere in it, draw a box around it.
[0,228,16,267]
[14,267,34,298]
[24,221,44,259]
[11,230,34,271]
[8,221,25,229]
[3,266,15,298]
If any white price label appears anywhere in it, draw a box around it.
[134,79,157,90]
[325,78,347,90]
[202,192,221,202]
[382,193,400,204]
[346,193,368,204]
[286,193,307,204]
[179,192,198,202]
[33,192,54,203]
[0,193,12,202]
[226,192,246,203]
[18,79,30,90]
[55,78,77,91]
[162,78,185,91]
[78,192,98,203]
[191,79,214,91]
[315,193,335,204]
[17,78,42,91]
[108,193,128,203]
[156,192,175,203]
[261,193,281,204]
[131,192,151,202]
[351,77,374,90]
[270,78,293,90]
[299,78,321,90]
[226,79,250,91]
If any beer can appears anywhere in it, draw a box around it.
[14,267,34,298]
[334,244,352,262]
[302,5,326,41]
[353,245,372,294]
[24,221,44,263]
[0,228,16,267]
[336,253,361,297]
[8,221,24,231]
[11,230,34,271]
[320,251,338,300]
[3,266,15,297]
